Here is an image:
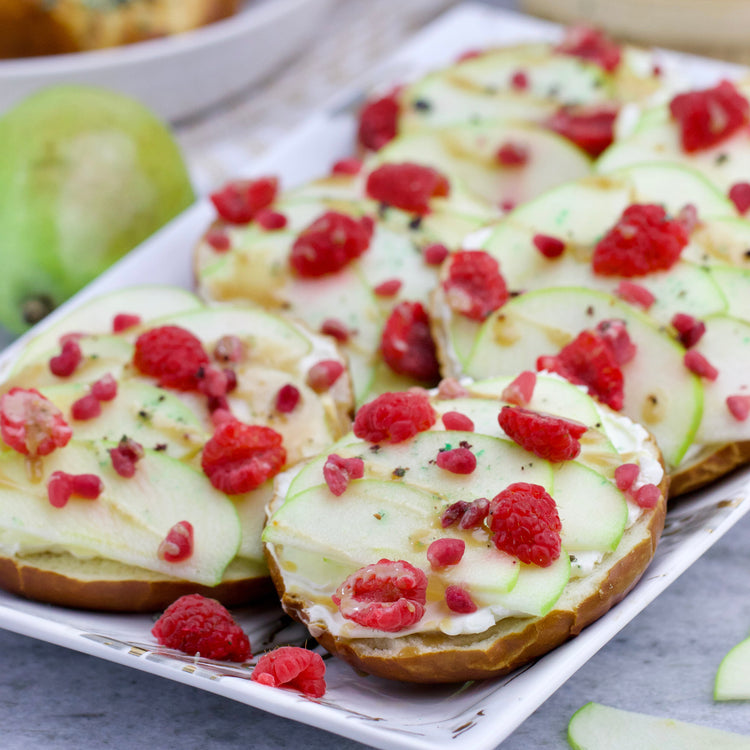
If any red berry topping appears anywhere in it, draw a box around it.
[547,102,618,157]
[596,319,637,365]
[158,520,194,562]
[213,335,245,363]
[209,177,278,224]
[727,394,750,421]
[499,406,586,462]
[332,559,428,632]
[91,374,118,402]
[669,80,749,153]
[251,647,326,698]
[374,278,403,297]
[353,390,436,444]
[555,25,622,71]
[109,436,145,478]
[320,318,350,343]
[201,420,286,494]
[0,388,72,457]
[365,162,450,215]
[112,312,142,333]
[634,483,661,509]
[616,280,655,310]
[255,208,287,230]
[537,329,626,410]
[423,243,450,266]
[133,326,209,391]
[684,350,719,380]
[488,482,562,567]
[533,233,565,259]
[323,453,365,496]
[49,339,83,377]
[441,500,469,528]
[729,182,750,214]
[380,301,440,382]
[71,394,101,421]
[441,411,474,431]
[357,92,400,151]
[445,585,477,614]
[205,228,231,252]
[306,360,345,392]
[289,211,372,277]
[197,366,231,399]
[151,593,251,662]
[614,463,639,492]
[459,497,490,529]
[442,250,508,321]
[593,204,688,277]
[496,141,529,167]
[456,48,482,62]
[436,447,477,474]
[275,384,300,414]
[671,313,706,348]
[510,69,529,90]
[427,538,465,568]
[47,471,103,508]
[437,377,469,399]
[501,370,537,406]
[331,157,363,175]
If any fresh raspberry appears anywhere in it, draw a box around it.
[671,313,706,348]
[380,301,440,382]
[255,209,287,231]
[614,463,639,492]
[209,177,278,224]
[546,103,619,157]
[633,483,661,509]
[374,278,403,297]
[201,420,286,494]
[71,394,101,421]
[133,326,209,391]
[109,436,145,478]
[437,377,469,399]
[353,390,436,444]
[496,141,529,167]
[423,243,450,266]
[251,647,326,698]
[729,182,750,214]
[275,384,300,414]
[0,388,72,457]
[595,319,637,365]
[510,69,529,90]
[323,453,365,496]
[158,520,194,562]
[499,406,586,462]
[616,280,655,310]
[365,162,450,215]
[488,482,562,567]
[213,335,245,364]
[49,339,83,377]
[442,250,508,321]
[332,559,428,632]
[331,157,363,175]
[289,211,372,277]
[357,92,400,151]
[684,350,718,380]
[112,312,142,333]
[501,371,536,406]
[445,585,477,614]
[205,228,231,252]
[320,318,350,343]
[441,411,474,431]
[669,80,749,153]
[47,471,103,508]
[555,25,622,71]
[91,374,118,401]
[727,394,750,421]
[151,594,251,662]
[427,538,465,568]
[436,447,477,474]
[533,234,565,259]
[306,360,345,392]
[537,329,625,410]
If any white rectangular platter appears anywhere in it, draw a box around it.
[0,4,748,749]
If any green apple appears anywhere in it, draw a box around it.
[0,85,194,333]
[568,702,750,749]
[715,634,750,700]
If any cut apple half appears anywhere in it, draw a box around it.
[715,635,750,701]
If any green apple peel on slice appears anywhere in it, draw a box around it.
[715,635,750,700]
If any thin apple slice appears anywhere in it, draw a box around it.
[715,635,750,700]
[568,701,750,749]
[709,265,750,322]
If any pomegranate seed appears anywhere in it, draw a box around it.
[112,313,142,332]
[436,447,476,474]
[729,182,750,214]
[71,394,102,421]
[213,335,245,363]
[47,472,73,508]
[426,538,465,568]
[255,209,287,230]
[441,500,470,528]
[109,437,145,478]
[91,374,118,401]
[445,585,477,613]
[49,339,82,377]
[634,483,660,508]
[320,318,350,343]
[158,521,194,562]
[423,243,450,266]
[205,228,231,252]
[671,313,706,348]
[684,350,718,380]
[501,371,536,406]
[275,384,301,413]
[727,394,750,421]
[306,360,345,392]
[496,141,529,166]
[331,157,363,175]
[616,280,655,310]
[437,378,468,399]
[441,411,474,431]
[533,234,565,259]
[374,278,402,297]
[614,463,639,492]
[323,454,364,496]
[458,497,490,529]
[197,366,230,399]
[71,474,104,499]
[510,70,529,90]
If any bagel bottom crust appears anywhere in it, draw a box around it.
[0,553,274,613]
[267,481,667,684]
[668,441,750,498]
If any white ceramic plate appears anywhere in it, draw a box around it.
[0,0,335,122]
[0,5,749,750]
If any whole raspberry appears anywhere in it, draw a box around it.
[380,301,440,382]
[332,559,428,632]
[201,419,286,494]
[209,177,278,224]
[289,211,373,277]
[592,204,688,277]
[442,250,508,321]
[133,326,209,391]
[488,483,562,567]
[499,406,586,462]
[353,391,436,444]
[357,92,400,151]
[151,594,251,662]
[251,647,326,698]
[555,25,622,71]
[365,162,450,215]
[0,388,72,457]
[546,103,618,157]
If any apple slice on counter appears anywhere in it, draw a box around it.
[715,634,750,701]
[568,702,750,749]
